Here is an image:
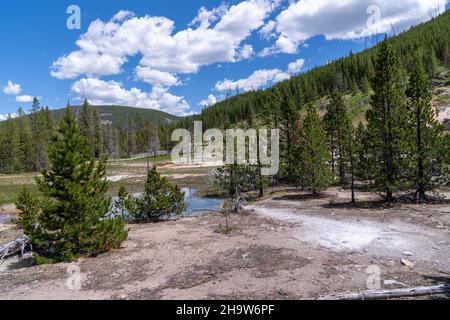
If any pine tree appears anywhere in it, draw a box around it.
[347,127,357,204]
[214,164,248,197]
[78,99,102,157]
[16,107,127,263]
[37,107,52,169]
[0,116,20,173]
[114,186,134,220]
[406,61,449,200]
[78,99,94,139]
[354,123,372,183]
[130,167,187,222]
[30,97,43,171]
[126,115,136,157]
[324,92,352,184]
[299,105,333,194]
[366,37,411,202]
[279,90,299,181]
[92,109,103,158]
[17,108,34,172]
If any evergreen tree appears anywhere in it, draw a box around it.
[78,99,94,139]
[347,127,357,204]
[366,38,411,201]
[406,61,450,200]
[299,105,333,194]
[0,116,20,173]
[324,93,352,184]
[126,115,136,157]
[114,186,134,220]
[354,123,372,183]
[30,97,44,171]
[278,91,299,181]
[16,107,127,263]
[130,167,187,222]
[37,107,52,169]
[17,108,34,172]
[92,109,103,158]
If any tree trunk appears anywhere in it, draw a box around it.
[319,284,450,300]
[416,103,426,201]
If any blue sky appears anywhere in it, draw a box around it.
[1,0,448,118]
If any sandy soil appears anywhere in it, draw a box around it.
[0,188,449,300]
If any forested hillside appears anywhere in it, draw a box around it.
[202,10,450,203]
[0,100,176,173]
[50,105,180,128]
[175,10,450,130]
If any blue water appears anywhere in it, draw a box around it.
[182,188,224,216]
[111,188,223,219]
[0,214,10,223]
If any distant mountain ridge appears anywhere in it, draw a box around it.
[49,105,181,127]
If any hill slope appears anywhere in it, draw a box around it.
[179,10,450,130]
[50,105,181,127]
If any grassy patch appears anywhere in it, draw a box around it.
[118,154,171,164]
[435,95,450,104]
[0,183,38,206]
[0,173,40,205]
[346,92,371,125]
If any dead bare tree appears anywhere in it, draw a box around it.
[0,236,31,261]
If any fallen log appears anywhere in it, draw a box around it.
[0,236,30,260]
[319,284,450,300]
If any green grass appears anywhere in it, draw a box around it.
[0,183,38,206]
[0,173,40,205]
[435,95,450,104]
[121,154,171,164]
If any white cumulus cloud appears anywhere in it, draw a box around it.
[51,0,277,80]
[3,81,21,95]
[199,94,218,107]
[71,78,192,116]
[214,57,305,93]
[16,95,34,103]
[215,68,290,92]
[135,67,180,87]
[288,58,305,74]
[51,1,280,115]
[267,0,447,54]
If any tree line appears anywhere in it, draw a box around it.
[0,99,163,173]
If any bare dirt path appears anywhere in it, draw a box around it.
[0,189,449,300]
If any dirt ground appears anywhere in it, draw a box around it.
[0,187,449,300]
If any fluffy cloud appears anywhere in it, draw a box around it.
[215,57,305,93]
[215,68,290,92]
[288,59,305,74]
[236,44,254,60]
[3,81,21,95]
[16,95,34,103]
[51,1,279,115]
[199,94,218,107]
[135,67,180,87]
[0,113,18,121]
[189,4,229,29]
[269,0,447,54]
[259,20,276,40]
[71,78,192,116]
[51,0,277,80]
